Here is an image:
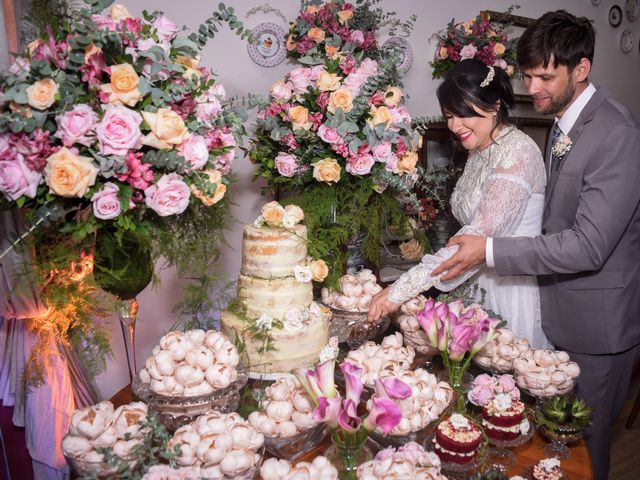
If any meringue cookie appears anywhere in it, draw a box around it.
[62,435,93,458]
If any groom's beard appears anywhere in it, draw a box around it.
[536,80,576,116]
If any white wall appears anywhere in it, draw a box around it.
[94,0,640,399]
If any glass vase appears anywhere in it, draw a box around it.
[324,429,371,480]
[93,227,152,382]
[437,360,474,413]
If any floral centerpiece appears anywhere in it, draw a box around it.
[0,0,251,381]
[294,357,411,479]
[416,298,501,411]
[249,0,422,285]
[430,12,519,79]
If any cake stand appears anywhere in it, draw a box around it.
[424,428,489,478]
[326,306,390,348]
[484,408,536,471]
[538,423,584,460]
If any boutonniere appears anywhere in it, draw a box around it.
[552,134,572,160]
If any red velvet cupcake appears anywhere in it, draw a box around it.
[533,457,564,480]
[433,414,482,464]
[481,395,527,441]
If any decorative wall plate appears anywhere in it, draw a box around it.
[247,22,287,67]
[620,29,634,53]
[382,37,413,73]
[625,0,640,21]
[609,5,623,27]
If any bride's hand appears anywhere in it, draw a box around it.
[367,287,401,322]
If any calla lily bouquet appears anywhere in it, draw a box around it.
[416,298,501,408]
[294,358,411,473]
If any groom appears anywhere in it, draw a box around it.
[432,10,640,479]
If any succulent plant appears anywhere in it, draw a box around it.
[536,395,593,430]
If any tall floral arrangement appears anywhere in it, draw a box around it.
[0,0,251,380]
[430,13,519,79]
[250,0,422,284]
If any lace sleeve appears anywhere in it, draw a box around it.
[388,137,545,303]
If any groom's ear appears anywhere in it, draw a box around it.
[572,58,591,83]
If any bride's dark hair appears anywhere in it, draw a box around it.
[436,59,515,127]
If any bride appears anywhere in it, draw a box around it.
[369,59,550,349]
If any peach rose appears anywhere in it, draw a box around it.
[316,70,342,92]
[462,20,474,34]
[327,88,353,114]
[399,239,425,261]
[438,46,448,60]
[286,34,296,51]
[44,147,99,198]
[101,63,143,107]
[308,28,326,44]
[384,86,403,107]
[505,65,515,76]
[109,4,132,21]
[288,105,311,131]
[262,201,285,226]
[368,106,393,128]
[284,204,304,224]
[395,151,418,174]
[26,78,58,110]
[190,170,226,206]
[309,259,329,282]
[325,45,340,59]
[493,43,506,56]
[142,108,188,149]
[175,55,201,79]
[337,10,354,25]
[84,43,102,62]
[313,158,341,184]
[305,5,319,14]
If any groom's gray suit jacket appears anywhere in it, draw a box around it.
[494,87,640,354]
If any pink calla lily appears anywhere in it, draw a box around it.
[338,398,361,433]
[295,358,337,402]
[340,362,364,405]
[375,378,412,400]
[313,395,342,429]
[362,397,403,434]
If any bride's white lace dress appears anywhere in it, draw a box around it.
[389,126,551,349]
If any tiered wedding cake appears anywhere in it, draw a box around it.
[221,202,330,377]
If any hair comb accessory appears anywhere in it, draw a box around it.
[480,66,495,88]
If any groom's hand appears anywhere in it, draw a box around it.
[431,235,487,281]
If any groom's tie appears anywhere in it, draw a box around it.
[548,122,562,175]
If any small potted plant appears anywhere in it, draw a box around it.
[536,396,593,460]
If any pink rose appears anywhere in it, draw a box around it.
[55,104,98,147]
[144,173,190,216]
[195,96,221,123]
[96,105,143,155]
[384,152,398,172]
[0,134,15,160]
[318,125,341,144]
[497,375,518,396]
[309,64,325,81]
[275,152,299,177]
[179,134,209,170]
[343,72,368,95]
[0,154,41,200]
[346,153,375,176]
[287,67,312,95]
[371,142,392,162]
[493,58,508,69]
[91,182,122,219]
[213,150,234,175]
[460,44,478,60]
[209,83,226,100]
[473,373,495,388]
[359,58,379,77]
[349,30,365,45]
[152,15,178,42]
[468,384,494,407]
[270,80,293,102]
